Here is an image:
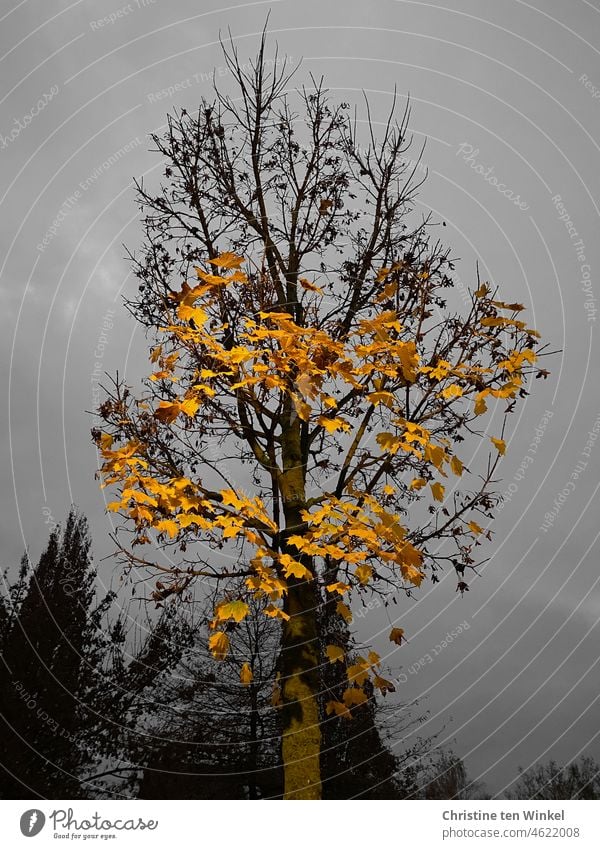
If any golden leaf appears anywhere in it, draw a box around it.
[178,304,208,326]
[325,644,345,664]
[99,432,113,450]
[264,604,290,621]
[373,674,396,694]
[389,627,405,645]
[346,659,371,686]
[154,401,181,424]
[325,700,351,719]
[207,251,244,269]
[355,563,373,585]
[317,415,350,433]
[491,437,506,455]
[375,280,398,302]
[208,631,230,661]
[179,397,200,417]
[217,600,250,623]
[279,553,312,580]
[155,519,179,538]
[401,563,425,586]
[376,432,401,454]
[292,394,312,422]
[336,601,353,623]
[343,687,368,706]
[469,520,484,535]
[430,482,445,502]
[441,384,463,399]
[450,455,463,476]
[326,581,351,596]
[367,391,395,408]
[299,277,323,293]
[474,392,488,416]
[240,662,253,686]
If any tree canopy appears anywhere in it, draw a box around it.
[94,28,546,799]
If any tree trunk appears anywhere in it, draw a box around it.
[247,682,259,799]
[279,417,322,800]
[280,573,322,799]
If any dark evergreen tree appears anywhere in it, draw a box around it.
[0,510,98,798]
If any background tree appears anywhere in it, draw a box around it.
[0,510,98,797]
[506,756,600,800]
[109,593,433,800]
[419,748,488,800]
[94,27,547,798]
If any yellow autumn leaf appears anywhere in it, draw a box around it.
[154,401,181,424]
[367,391,395,408]
[317,415,350,433]
[475,283,490,298]
[491,437,506,455]
[155,519,179,538]
[474,392,488,416]
[430,482,445,502]
[207,251,244,269]
[325,700,351,719]
[376,432,402,454]
[469,520,484,535]
[441,384,463,399]
[343,687,368,706]
[217,600,250,623]
[355,563,373,585]
[240,662,253,686]
[99,432,113,450]
[450,455,463,476]
[383,483,395,495]
[336,601,352,623]
[264,604,290,621]
[279,553,312,580]
[347,656,371,679]
[220,488,247,510]
[373,674,395,694]
[410,477,427,491]
[179,397,200,417]
[326,581,351,596]
[375,279,398,302]
[299,277,323,293]
[389,627,405,645]
[178,304,208,326]
[292,394,311,422]
[208,631,230,661]
[325,644,345,664]
[401,564,425,587]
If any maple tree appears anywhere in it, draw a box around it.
[93,28,547,799]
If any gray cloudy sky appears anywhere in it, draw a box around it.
[1,0,600,796]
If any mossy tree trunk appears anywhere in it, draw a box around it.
[278,410,322,800]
